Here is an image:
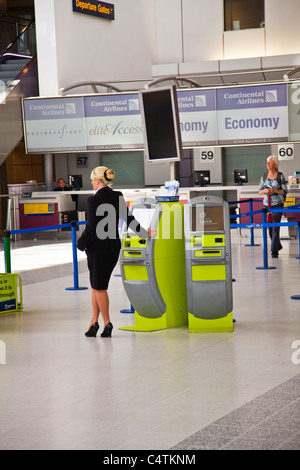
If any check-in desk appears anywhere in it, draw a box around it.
[19,193,76,230]
[237,185,300,237]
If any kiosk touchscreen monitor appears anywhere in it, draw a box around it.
[191,205,224,232]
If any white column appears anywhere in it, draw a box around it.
[34,0,59,96]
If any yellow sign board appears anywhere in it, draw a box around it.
[24,203,55,215]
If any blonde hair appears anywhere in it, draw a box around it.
[90,166,115,185]
[267,155,279,169]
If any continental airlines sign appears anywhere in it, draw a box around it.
[72,0,114,20]
[22,82,300,153]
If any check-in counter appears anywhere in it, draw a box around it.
[237,186,300,237]
[18,194,76,230]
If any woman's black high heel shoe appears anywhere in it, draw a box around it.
[85,322,99,337]
[101,322,113,337]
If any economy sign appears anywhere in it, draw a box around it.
[23,97,86,153]
[177,89,218,146]
[84,93,144,150]
[216,84,288,145]
[72,0,114,20]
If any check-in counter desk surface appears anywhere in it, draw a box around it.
[16,185,299,230]
[236,186,300,224]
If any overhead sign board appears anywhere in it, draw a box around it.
[216,84,288,145]
[23,82,298,154]
[23,97,86,152]
[84,93,143,149]
[177,89,218,146]
[72,0,115,20]
[287,81,300,142]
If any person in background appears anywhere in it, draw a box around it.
[54,178,71,191]
[258,155,288,258]
[77,166,153,338]
[54,177,78,208]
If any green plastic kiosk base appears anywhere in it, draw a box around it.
[188,311,233,333]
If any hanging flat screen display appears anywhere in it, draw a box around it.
[139,85,183,163]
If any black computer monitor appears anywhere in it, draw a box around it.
[68,174,82,189]
[139,85,183,163]
[233,169,248,185]
[193,170,210,187]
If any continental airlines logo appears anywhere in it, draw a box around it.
[28,101,77,116]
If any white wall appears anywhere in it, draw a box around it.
[35,0,156,96]
[265,0,300,56]
[182,0,224,62]
[155,0,224,64]
[155,0,183,64]
[155,0,300,64]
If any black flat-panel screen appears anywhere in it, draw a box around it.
[139,86,183,162]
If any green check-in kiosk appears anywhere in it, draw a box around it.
[184,195,233,332]
[120,197,187,331]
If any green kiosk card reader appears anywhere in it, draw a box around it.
[184,195,233,332]
[120,197,188,331]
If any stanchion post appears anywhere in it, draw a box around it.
[65,221,88,291]
[245,198,260,247]
[256,210,276,270]
[297,221,300,261]
[4,230,11,274]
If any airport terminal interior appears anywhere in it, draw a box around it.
[0,228,299,450]
[1,0,300,452]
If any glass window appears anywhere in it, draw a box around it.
[224,0,264,31]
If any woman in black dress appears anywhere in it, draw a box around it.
[77,166,149,338]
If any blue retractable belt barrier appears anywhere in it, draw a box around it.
[4,220,88,291]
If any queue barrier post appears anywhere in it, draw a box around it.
[291,222,300,299]
[296,221,300,261]
[4,230,11,274]
[65,221,88,291]
[256,209,276,271]
[120,304,135,314]
[245,199,260,247]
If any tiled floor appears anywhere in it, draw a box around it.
[0,231,299,450]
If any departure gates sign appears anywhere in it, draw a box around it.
[72,0,115,20]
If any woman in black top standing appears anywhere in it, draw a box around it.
[77,166,149,338]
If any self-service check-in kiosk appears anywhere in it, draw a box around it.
[120,197,187,331]
[184,195,233,332]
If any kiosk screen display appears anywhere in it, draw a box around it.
[128,207,156,234]
[191,205,224,232]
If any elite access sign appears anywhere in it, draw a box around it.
[216,84,288,145]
